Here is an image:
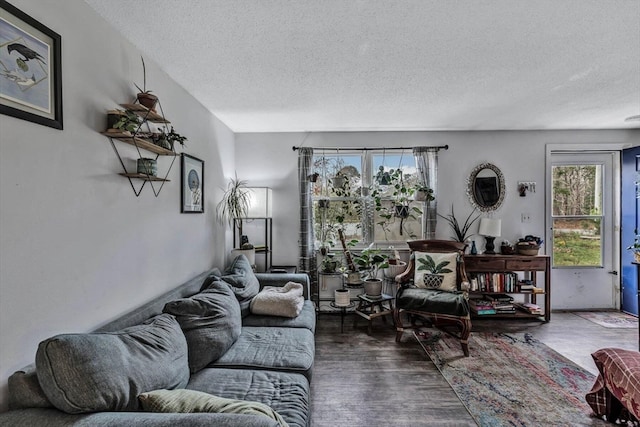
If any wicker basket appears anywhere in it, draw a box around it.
[517,245,540,256]
[384,261,407,279]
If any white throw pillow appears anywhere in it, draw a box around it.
[414,251,458,291]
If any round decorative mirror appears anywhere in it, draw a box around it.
[466,163,505,212]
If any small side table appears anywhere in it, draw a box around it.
[354,293,395,334]
[329,301,355,333]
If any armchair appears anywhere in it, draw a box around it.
[394,240,471,356]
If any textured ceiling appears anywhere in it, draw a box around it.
[85,0,640,133]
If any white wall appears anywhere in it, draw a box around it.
[0,0,233,410]
[235,129,639,307]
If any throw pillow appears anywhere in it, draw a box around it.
[35,314,189,414]
[414,251,458,291]
[163,281,242,373]
[138,388,289,427]
[201,254,260,316]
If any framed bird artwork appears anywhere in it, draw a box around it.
[0,0,62,129]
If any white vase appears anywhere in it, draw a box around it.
[334,289,350,306]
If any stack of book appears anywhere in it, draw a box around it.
[484,293,516,314]
[514,302,542,315]
[469,298,496,315]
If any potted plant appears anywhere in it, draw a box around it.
[416,254,453,288]
[626,229,640,263]
[353,245,389,297]
[134,56,158,110]
[414,183,435,202]
[154,126,187,150]
[438,205,481,243]
[371,168,422,238]
[216,174,251,229]
[111,109,142,135]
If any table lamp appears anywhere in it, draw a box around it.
[478,218,501,255]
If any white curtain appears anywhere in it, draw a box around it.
[413,147,439,239]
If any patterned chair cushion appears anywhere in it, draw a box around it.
[413,251,458,291]
[396,286,469,316]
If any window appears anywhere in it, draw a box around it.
[551,163,603,267]
[312,150,424,249]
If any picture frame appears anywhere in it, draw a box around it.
[0,0,63,129]
[181,153,204,213]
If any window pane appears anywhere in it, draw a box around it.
[373,200,423,242]
[552,164,602,216]
[313,199,363,248]
[552,218,602,267]
[312,154,362,197]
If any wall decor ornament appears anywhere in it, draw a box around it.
[0,0,63,129]
[181,153,204,213]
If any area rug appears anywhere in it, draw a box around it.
[415,330,610,427]
[573,311,638,329]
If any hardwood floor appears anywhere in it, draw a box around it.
[311,310,638,426]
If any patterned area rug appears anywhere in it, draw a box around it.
[415,330,610,427]
[573,311,638,329]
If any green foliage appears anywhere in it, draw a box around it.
[113,109,142,133]
[216,174,250,229]
[417,255,453,274]
[552,231,601,266]
[437,205,481,242]
[370,168,423,239]
[353,246,389,278]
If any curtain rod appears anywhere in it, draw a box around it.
[291,145,448,151]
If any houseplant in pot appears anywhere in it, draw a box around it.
[371,168,422,238]
[216,174,254,266]
[353,245,389,298]
[134,56,158,110]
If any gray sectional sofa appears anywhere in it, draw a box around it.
[0,255,315,427]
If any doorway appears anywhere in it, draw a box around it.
[621,146,640,315]
[547,152,619,310]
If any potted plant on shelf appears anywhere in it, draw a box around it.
[110,109,142,135]
[154,126,187,150]
[216,174,255,264]
[627,229,640,263]
[134,56,158,110]
[353,245,389,297]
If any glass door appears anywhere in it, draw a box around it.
[548,152,618,310]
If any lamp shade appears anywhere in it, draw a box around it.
[246,187,272,218]
[478,218,501,237]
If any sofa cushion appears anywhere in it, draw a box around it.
[163,281,242,373]
[35,313,189,414]
[188,367,310,427]
[243,300,316,332]
[202,254,260,317]
[138,389,288,426]
[211,326,315,379]
[7,365,52,410]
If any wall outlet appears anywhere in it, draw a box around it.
[521,213,531,223]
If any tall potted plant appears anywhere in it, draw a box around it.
[438,205,481,242]
[216,174,255,266]
[371,168,422,238]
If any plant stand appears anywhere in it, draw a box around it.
[354,293,395,335]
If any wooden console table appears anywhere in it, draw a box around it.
[464,254,551,322]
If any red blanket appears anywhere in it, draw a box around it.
[586,348,640,422]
